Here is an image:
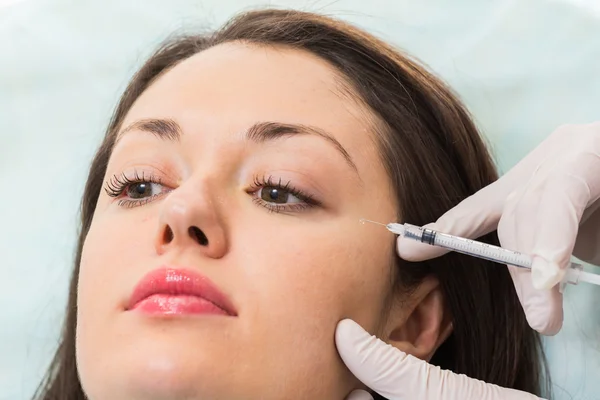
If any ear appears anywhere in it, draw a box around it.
[384,276,453,361]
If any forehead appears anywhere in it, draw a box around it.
[123,42,379,167]
[144,41,362,116]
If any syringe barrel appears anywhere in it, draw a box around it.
[397,223,589,289]
[402,223,534,269]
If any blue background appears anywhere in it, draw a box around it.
[1,0,599,398]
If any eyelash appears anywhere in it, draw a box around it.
[104,171,168,208]
[103,171,320,213]
[248,174,320,213]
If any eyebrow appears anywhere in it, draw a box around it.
[116,118,359,174]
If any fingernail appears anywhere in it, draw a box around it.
[346,390,374,400]
[531,257,566,290]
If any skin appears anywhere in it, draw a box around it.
[76,42,447,400]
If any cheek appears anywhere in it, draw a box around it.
[231,226,393,396]
[78,212,156,305]
[76,212,157,361]
[238,226,393,338]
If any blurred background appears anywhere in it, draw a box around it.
[1,0,599,399]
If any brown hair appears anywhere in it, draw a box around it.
[34,9,549,400]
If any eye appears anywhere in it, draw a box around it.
[249,175,320,214]
[258,186,303,205]
[127,182,164,199]
[104,171,171,208]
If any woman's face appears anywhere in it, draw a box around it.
[76,43,402,400]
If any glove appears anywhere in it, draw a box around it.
[335,319,542,400]
[397,123,600,335]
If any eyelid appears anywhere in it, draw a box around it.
[106,159,179,184]
[105,170,165,195]
[247,174,321,214]
[103,167,176,209]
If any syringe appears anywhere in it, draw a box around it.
[361,219,600,290]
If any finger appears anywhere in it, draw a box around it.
[335,319,541,400]
[506,264,564,335]
[397,185,505,262]
[530,163,598,288]
[514,171,591,333]
[397,125,582,262]
[498,183,564,334]
[497,178,567,334]
[345,390,373,400]
[396,222,447,261]
[397,124,587,262]
[569,132,600,264]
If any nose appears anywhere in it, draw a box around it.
[155,188,227,259]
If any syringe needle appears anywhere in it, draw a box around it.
[359,219,387,227]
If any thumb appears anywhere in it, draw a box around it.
[397,183,505,262]
[335,319,541,400]
[344,390,373,400]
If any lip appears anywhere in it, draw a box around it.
[127,267,237,316]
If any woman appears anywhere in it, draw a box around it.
[34,9,548,400]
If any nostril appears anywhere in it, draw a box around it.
[188,226,209,246]
[163,225,174,244]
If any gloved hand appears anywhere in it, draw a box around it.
[334,124,599,400]
[398,122,600,335]
[335,319,541,400]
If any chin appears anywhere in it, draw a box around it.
[76,317,348,400]
[78,334,239,400]
[79,355,232,400]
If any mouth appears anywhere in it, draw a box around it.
[127,267,237,316]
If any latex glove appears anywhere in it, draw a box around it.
[397,123,600,335]
[336,319,542,400]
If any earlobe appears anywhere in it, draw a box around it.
[385,276,453,361]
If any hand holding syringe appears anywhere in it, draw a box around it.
[361,219,600,291]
